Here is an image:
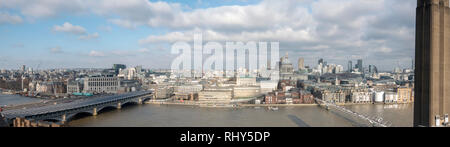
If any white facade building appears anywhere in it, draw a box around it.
[260,81,278,94]
[373,91,385,103]
[385,92,398,103]
[83,76,120,94]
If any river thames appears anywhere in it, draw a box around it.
[0,94,41,106]
[0,94,413,127]
[67,103,413,127]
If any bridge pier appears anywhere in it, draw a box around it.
[138,98,143,105]
[117,102,121,109]
[93,108,97,116]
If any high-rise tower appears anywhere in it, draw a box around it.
[415,0,450,127]
[356,59,363,73]
[348,61,353,72]
[298,58,305,71]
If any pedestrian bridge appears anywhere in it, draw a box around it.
[315,98,391,127]
[2,91,153,125]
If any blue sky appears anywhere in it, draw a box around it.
[0,0,416,71]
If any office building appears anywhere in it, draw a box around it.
[318,58,324,65]
[198,88,233,105]
[298,58,305,71]
[67,80,83,94]
[356,59,363,73]
[348,61,353,72]
[113,64,126,75]
[83,76,120,94]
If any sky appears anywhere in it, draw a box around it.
[0,0,416,71]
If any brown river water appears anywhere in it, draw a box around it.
[67,104,413,127]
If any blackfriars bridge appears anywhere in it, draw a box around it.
[1,91,153,125]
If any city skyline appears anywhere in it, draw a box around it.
[1,0,415,70]
[2,0,440,129]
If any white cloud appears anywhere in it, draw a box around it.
[130,0,415,69]
[377,46,393,53]
[0,12,23,24]
[108,19,138,29]
[139,27,316,44]
[88,50,105,57]
[0,0,87,18]
[307,45,330,50]
[139,32,192,44]
[79,32,99,40]
[0,0,417,70]
[87,49,148,57]
[52,22,100,40]
[138,48,150,53]
[2,0,316,30]
[53,22,86,35]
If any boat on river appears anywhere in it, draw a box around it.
[268,106,279,111]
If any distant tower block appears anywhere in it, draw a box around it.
[415,0,450,127]
[298,58,304,70]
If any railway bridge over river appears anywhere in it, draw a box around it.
[1,91,153,125]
